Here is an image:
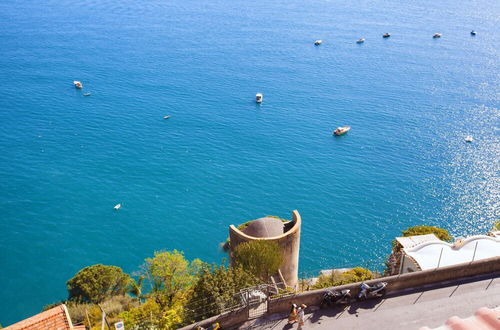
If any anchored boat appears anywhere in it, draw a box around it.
[333,126,351,136]
[255,93,263,103]
[73,81,83,89]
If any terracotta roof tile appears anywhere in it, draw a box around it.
[4,305,72,330]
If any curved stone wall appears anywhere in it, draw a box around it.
[229,210,302,287]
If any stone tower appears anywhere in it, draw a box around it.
[228,210,302,288]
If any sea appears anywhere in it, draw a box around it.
[0,0,498,325]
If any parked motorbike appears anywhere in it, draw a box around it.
[356,282,387,301]
[321,289,351,308]
[196,322,220,330]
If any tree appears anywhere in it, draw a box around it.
[313,267,374,289]
[128,275,145,303]
[144,250,202,308]
[184,263,258,323]
[232,240,283,281]
[67,264,131,303]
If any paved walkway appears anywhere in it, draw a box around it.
[239,273,499,330]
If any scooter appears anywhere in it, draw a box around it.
[356,282,387,301]
[321,289,351,308]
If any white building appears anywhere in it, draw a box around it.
[397,233,500,274]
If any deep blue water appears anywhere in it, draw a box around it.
[1,0,499,325]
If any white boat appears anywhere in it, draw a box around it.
[255,93,263,103]
[433,33,442,38]
[465,136,473,143]
[356,38,365,43]
[83,92,91,96]
[333,126,351,136]
[73,81,83,89]
[314,40,323,45]
[383,33,391,38]
[163,115,171,119]
[114,203,121,210]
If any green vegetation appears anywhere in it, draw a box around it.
[494,221,500,231]
[67,264,131,303]
[128,275,145,302]
[145,250,202,306]
[232,240,283,281]
[401,225,452,241]
[312,267,374,289]
[184,264,258,322]
[47,248,270,329]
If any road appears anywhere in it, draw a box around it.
[239,273,499,330]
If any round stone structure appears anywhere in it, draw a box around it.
[229,210,301,288]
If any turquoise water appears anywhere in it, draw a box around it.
[1,0,499,325]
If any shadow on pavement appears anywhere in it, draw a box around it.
[347,298,382,315]
[308,305,348,324]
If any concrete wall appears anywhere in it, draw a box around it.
[228,210,302,287]
[179,256,500,330]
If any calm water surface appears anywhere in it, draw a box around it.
[0,0,499,324]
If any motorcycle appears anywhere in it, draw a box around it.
[197,323,220,330]
[356,282,387,301]
[321,289,351,308]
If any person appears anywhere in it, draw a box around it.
[288,303,298,324]
[297,304,307,329]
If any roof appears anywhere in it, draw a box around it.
[419,306,500,330]
[4,305,73,330]
[242,217,285,238]
[404,235,500,270]
[396,234,440,248]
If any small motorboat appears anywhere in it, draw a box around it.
[333,126,351,136]
[465,136,473,143]
[83,92,91,96]
[433,33,442,38]
[114,203,121,210]
[314,40,323,45]
[73,81,83,89]
[255,93,263,103]
[383,33,391,38]
[356,38,365,43]
[163,115,171,119]
[470,30,477,36]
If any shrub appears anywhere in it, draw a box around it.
[494,221,500,231]
[232,240,283,281]
[184,264,258,323]
[312,267,374,289]
[401,225,452,241]
[119,297,183,330]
